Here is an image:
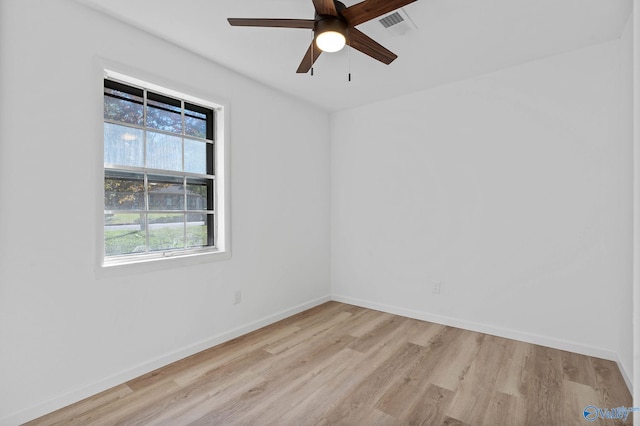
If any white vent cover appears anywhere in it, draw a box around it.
[379,11,405,28]
[378,8,417,36]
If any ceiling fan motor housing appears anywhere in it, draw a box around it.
[314,0,347,37]
[314,15,348,39]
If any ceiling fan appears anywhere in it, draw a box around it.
[228,0,418,73]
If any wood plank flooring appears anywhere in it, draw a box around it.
[26,302,633,425]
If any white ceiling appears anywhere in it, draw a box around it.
[75,0,631,111]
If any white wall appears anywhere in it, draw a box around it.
[331,35,634,381]
[0,0,330,423]
[634,0,640,417]
[617,16,635,396]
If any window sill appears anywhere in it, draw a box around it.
[96,248,231,279]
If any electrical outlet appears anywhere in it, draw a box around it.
[233,290,242,305]
[432,281,441,294]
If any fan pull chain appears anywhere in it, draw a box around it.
[347,30,352,82]
[310,32,314,77]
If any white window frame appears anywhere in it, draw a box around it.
[98,68,230,272]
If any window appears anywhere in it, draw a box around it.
[103,74,223,265]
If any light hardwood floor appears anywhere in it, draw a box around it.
[27,302,632,425]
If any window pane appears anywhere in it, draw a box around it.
[103,78,218,260]
[186,179,209,210]
[146,95,182,134]
[186,213,208,247]
[148,213,184,251]
[148,175,184,210]
[184,139,207,174]
[185,113,206,139]
[105,172,144,210]
[104,213,146,255]
[104,88,143,126]
[104,123,143,167]
[146,131,182,171]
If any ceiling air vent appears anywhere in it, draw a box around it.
[378,8,417,36]
[379,11,404,28]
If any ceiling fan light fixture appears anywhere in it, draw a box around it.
[314,17,347,53]
[316,31,346,52]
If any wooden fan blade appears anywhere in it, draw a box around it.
[348,27,397,64]
[227,18,315,29]
[312,0,338,16]
[342,0,417,27]
[296,42,323,73]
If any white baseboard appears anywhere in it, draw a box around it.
[1,295,331,426]
[331,294,633,393]
[615,354,634,397]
